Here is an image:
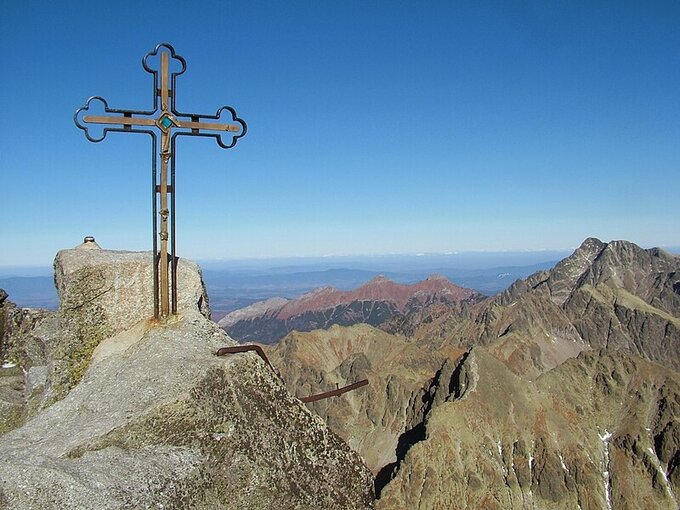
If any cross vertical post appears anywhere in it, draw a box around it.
[75,43,247,319]
[158,50,171,317]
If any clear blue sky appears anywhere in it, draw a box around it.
[1,1,679,265]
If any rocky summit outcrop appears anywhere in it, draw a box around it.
[55,245,212,331]
[0,240,214,417]
[0,245,373,509]
[220,274,484,344]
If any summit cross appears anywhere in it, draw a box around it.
[75,43,246,319]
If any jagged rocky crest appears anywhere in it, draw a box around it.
[265,238,680,509]
[468,237,680,376]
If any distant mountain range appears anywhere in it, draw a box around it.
[204,263,559,321]
[218,274,485,344]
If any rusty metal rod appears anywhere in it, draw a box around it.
[215,345,369,402]
[299,379,369,403]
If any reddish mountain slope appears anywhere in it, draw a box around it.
[277,274,479,319]
[219,274,484,344]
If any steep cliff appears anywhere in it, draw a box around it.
[377,348,680,510]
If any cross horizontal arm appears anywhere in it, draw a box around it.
[83,115,241,132]
[83,115,157,127]
[175,120,242,132]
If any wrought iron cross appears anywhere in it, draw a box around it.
[75,43,246,319]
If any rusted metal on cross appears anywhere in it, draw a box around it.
[75,43,246,319]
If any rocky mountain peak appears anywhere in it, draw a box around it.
[522,238,680,308]
[579,236,607,253]
[472,237,680,375]
[276,276,475,321]
[353,275,397,296]
[543,237,607,305]
[588,238,677,271]
[582,239,679,292]
[366,274,390,284]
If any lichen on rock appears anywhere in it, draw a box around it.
[47,246,212,401]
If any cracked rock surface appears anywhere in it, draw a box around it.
[0,248,373,509]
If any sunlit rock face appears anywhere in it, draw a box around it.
[409,238,680,381]
[54,243,212,333]
[0,247,374,509]
[470,238,680,375]
[376,348,680,510]
[1,243,213,416]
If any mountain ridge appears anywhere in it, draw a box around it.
[265,237,680,508]
[219,274,485,344]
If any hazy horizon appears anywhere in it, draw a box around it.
[0,247,571,311]
[0,247,571,278]
[2,240,679,279]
